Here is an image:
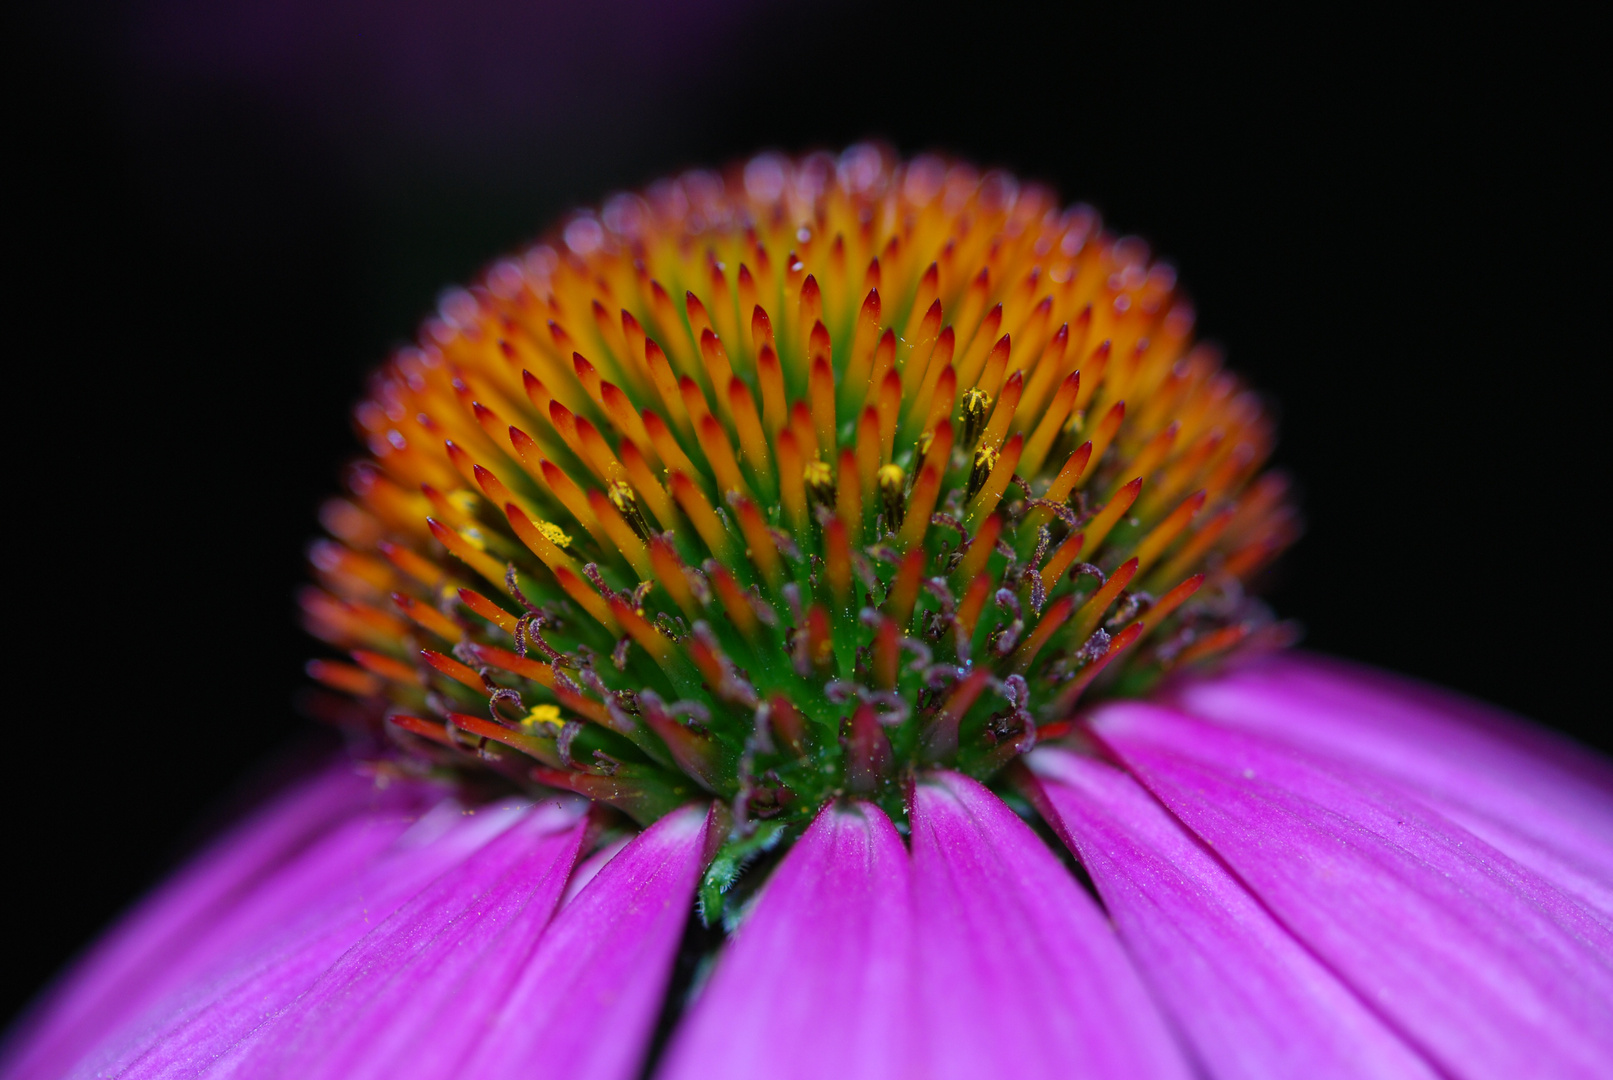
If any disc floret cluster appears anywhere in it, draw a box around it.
[304,147,1296,898]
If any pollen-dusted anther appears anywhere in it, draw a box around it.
[304,147,1297,850]
[959,387,992,449]
[519,703,563,732]
[535,518,573,550]
[803,459,836,512]
[912,429,934,474]
[607,481,651,540]
[965,445,999,503]
[877,463,907,530]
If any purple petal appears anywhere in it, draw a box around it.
[201,797,587,1079]
[657,800,915,1080]
[74,797,554,1079]
[0,761,429,1080]
[1169,652,1613,914]
[561,834,632,907]
[1026,747,1438,1080]
[458,803,710,1080]
[1091,701,1613,1080]
[909,771,1190,1080]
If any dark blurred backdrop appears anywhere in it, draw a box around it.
[8,0,1606,1026]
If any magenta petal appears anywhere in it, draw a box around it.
[909,771,1190,1080]
[1170,653,1613,914]
[77,798,546,1079]
[0,761,428,1080]
[458,803,710,1080]
[1091,701,1613,1080]
[200,798,587,1079]
[1027,748,1438,1080]
[658,800,914,1080]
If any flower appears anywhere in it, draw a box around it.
[6,148,1611,1079]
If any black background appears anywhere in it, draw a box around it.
[7,0,1606,1027]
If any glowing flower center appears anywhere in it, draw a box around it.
[304,148,1296,887]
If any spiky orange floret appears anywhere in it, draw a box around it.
[304,147,1298,840]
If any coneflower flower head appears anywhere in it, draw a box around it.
[306,146,1295,908]
[16,147,1610,1080]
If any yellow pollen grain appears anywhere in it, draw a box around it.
[803,460,832,487]
[521,704,563,732]
[536,520,572,548]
